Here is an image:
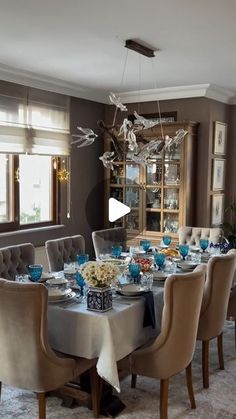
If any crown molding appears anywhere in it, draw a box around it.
[205,84,235,104]
[118,84,236,104]
[0,63,108,104]
[0,62,235,105]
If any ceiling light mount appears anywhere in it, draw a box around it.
[125,39,155,58]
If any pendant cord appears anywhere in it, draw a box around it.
[151,59,164,139]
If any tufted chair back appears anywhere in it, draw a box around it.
[178,226,223,246]
[92,227,127,259]
[45,235,85,272]
[0,243,35,281]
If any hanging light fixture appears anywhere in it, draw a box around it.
[71,40,188,169]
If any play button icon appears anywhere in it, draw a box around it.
[108,198,131,222]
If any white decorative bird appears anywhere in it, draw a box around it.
[133,111,158,129]
[99,151,115,170]
[109,92,127,111]
[71,127,98,148]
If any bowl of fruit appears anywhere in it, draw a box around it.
[133,257,152,272]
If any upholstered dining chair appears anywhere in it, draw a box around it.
[0,243,35,280]
[178,226,223,246]
[45,235,85,272]
[119,266,206,419]
[227,285,236,350]
[197,249,236,388]
[92,227,127,259]
[0,279,100,419]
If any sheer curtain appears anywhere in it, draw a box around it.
[0,82,70,156]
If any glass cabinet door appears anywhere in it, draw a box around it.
[124,163,141,232]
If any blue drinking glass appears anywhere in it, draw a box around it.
[163,235,172,246]
[179,244,189,260]
[154,252,166,268]
[129,263,141,282]
[140,239,151,253]
[28,264,43,282]
[75,272,86,295]
[199,239,209,252]
[76,254,89,266]
[111,245,122,258]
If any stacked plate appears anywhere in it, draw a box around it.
[46,277,76,303]
[178,261,198,271]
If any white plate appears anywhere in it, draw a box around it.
[178,261,197,271]
[46,277,68,286]
[48,287,72,299]
[48,291,76,303]
[153,271,168,281]
[117,284,147,296]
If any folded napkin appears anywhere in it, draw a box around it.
[142,291,156,329]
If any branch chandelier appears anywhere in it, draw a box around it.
[71,40,188,169]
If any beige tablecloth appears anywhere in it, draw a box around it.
[48,286,164,392]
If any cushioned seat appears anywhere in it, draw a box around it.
[45,235,85,272]
[92,227,127,259]
[197,250,236,388]
[0,279,100,419]
[178,226,223,245]
[0,243,35,280]
[118,266,206,419]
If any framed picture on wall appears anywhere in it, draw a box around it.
[213,121,227,155]
[211,194,224,226]
[212,158,225,190]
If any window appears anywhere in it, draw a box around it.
[19,155,53,225]
[0,154,58,232]
[0,82,70,232]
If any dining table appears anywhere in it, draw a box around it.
[47,284,165,392]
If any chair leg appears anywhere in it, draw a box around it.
[0,381,2,401]
[185,362,196,409]
[202,340,209,388]
[131,374,137,388]
[90,366,102,419]
[234,319,236,351]
[217,332,224,370]
[160,379,169,419]
[37,392,46,419]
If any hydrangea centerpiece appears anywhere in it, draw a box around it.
[80,261,119,288]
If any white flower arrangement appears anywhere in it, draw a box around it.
[80,261,119,288]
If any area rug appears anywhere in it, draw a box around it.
[0,322,235,419]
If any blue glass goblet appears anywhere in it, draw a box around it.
[129,263,141,283]
[154,253,166,269]
[140,239,151,253]
[28,264,43,282]
[76,254,89,266]
[199,239,209,253]
[111,245,122,258]
[163,235,172,246]
[75,272,86,296]
[179,244,189,260]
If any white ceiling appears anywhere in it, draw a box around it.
[0,0,236,104]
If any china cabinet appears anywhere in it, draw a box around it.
[104,121,198,245]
